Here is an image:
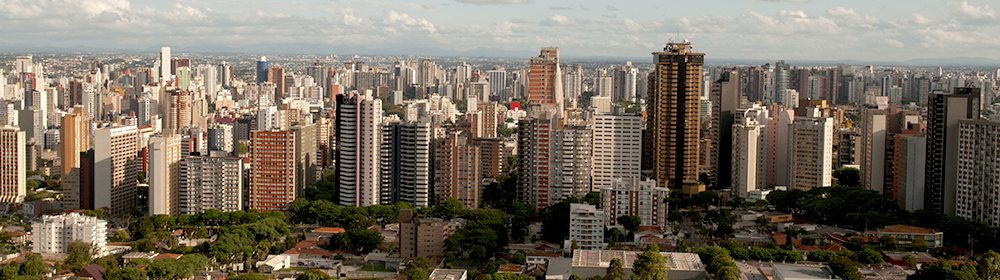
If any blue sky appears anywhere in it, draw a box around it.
[0,0,997,61]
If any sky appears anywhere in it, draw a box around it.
[0,0,998,61]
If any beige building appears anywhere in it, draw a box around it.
[398,209,465,258]
[592,114,642,191]
[789,110,834,191]
[148,135,182,216]
[433,131,480,209]
[94,125,139,216]
[0,126,25,203]
[471,138,503,179]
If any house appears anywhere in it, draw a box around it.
[429,269,467,280]
[632,226,663,243]
[256,254,290,273]
[151,254,182,260]
[282,241,335,269]
[122,252,159,264]
[306,227,346,245]
[526,252,560,264]
[497,264,524,275]
[877,225,944,248]
[881,251,938,267]
[76,264,107,280]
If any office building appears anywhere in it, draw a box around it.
[148,135,182,217]
[335,91,382,207]
[94,125,139,216]
[568,203,604,251]
[926,88,980,216]
[788,109,834,190]
[710,68,742,188]
[180,153,243,215]
[256,56,268,84]
[269,66,286,97]
[0,126,25,203]
[380,120,432,207]
[30,213,108,257]
[645,42,704,189]
[433,131,480,209]
[592,114,642,191]
[248,131,296,211]
[600,177,668,229]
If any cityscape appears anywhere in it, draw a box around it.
[2,1,1000,280]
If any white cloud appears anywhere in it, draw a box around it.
[949,1,996,24]
[679,10,841,35]
[760,0,810,2]
[456,0,531,5]
[883,38,905,48]
[539,13,590,26]
[825,7,880,28]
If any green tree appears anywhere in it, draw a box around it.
[512,250,527,265]
[828,256,862,280]
[856,248,884,264]
[715,266,741,280]
[19,254,50,277]
[807,250,834,262]
[631,244,668,280]
[617,215,642,232]
[903,255,918,270]
[569,275,582,280]
[65,240,94,270]
[980,250,1000,280]
[910,259,981,280]
[228,273,268,280]
[605,258,625,280]
[346,229,384,254]
[833,167,861,187]
[296,270,332,280]
[880,235,898,250]
[694,247,730,264]
[106,268,147,280]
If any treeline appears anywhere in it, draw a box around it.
[765,186,999,254]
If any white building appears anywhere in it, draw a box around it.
[0,126,25,203]
[94,125,140,216]
[600,177,669,230]
[956,120,1000,226]
[336,90,383,206]
[180,153,244,215]
[592,115,642,191]
[149,135,182,216]
[31,213,108,257]
[568,203,604,251]
[732,105,768,199]
[789,109,834,191]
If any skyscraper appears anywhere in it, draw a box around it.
[94,125,139,216]
[954,119,1000,225]
[487,69,508,101]
[60,106,88,177]
[167,90,191,135]
[732,105,769,198]
[160,47,171,84]
[789,109,834,191]
[269,66,286,98]
[526,47,563,115]
[433,130,480,209]
[248,131,296,211]
[0,126,25,203]
[645,42,704,189]
[591,114,642,191]
[380,120,432,207]
[336,91,383,207]
[517,106,559,209]
[710,68,742,189]
[256,56,268,84]
[148,135,182,217]
[180,153,244,215]
[926,88,980,216]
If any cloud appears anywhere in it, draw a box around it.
[510,18,534,24]
[883,38,904,48]
[605,5,618,11]
[949,1,996,24]
[825,7,880,28]
[760,0,810,2]
[602,13,617,19]
[579,5,589,11]
[539,13,590,26]
[456,0,531,5]
[678,10,841,35]
[550,6,572,10]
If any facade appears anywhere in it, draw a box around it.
[168,90,191,135]
[180,154,244,215]
[956,120,1000,226]
[710,68,742,189]
[60,106,89,177]
[470,138,503,179]
[526,47,563,113]
[336,91,383,207]
[926,88,980,216]
[94,125,139,216]
[897,134,926,212]
[592,114,642,191]
[249,131,296,212]
[876,224,944,248]
[433,131,480,209]
[732,105,768,199]
[646,42,704,189]
[31,213,108,257]
[517,105,559,209]
[788,111,834,190]
[600,177,668,229]
[380,121,432,207]
[398,209,464,258]
[292,124,319,198]
[0,126,24,203]
[568,203,605,251]
[148,135,182,216]
[256,56,268,84]
[552,127,592,204]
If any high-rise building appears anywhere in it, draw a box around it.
[470,138,503,179]
[732,105,768,199]
[207,123,234,153]
[517,106,559,209]
[148,135,182,217]
[592,114,642,190]
[600,177,669,229]
[709,68,742,189]
[176,67,192,89]
[860,104,919,197]
[60,106,89,176]
[256,56,269,84]
[897,134,926,212]
[0,126,25,203]
[380,121,432,207]
[552,126,592,203]
[170,57,190,76]
[248,131,296,211]
[269,66,286,98]
[645,42,704,189]
[160,47,171,84]
[433,131,480,209]
[955,120,1000,225]
[527,47,563,115]
[180,153,243,215]
[788,109,834,191]
[167,90,191,135]
[94,125,139,216]
[568,203,604,251]
[336,91,382,206]
[926,88,980,216]
[292,124,319,198]
[487,69,508,101]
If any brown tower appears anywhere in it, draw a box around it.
[645,41,704,189]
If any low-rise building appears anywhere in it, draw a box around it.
[257,254,291,273]
[429,269,467,280]
[546,250,706,280]
[398,209,465,258]
[568,203,604,251]
[771,263,834,280]
[877,224,944,248]
[30,213,108,257]
[305,227,345,245]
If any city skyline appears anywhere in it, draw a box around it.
[1,0,999,62]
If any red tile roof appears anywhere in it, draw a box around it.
[152,254,182,260]
[821,244,849,252]
[880,225,936,234]
[313,227,346,233]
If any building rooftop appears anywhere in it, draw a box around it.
[496,264,524,274]
[570,250,704,271]
[882,251,938,263]
[429,269,467,280]
[313,227,346,233]
[880,225,937,234]
[771,264,834,280]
